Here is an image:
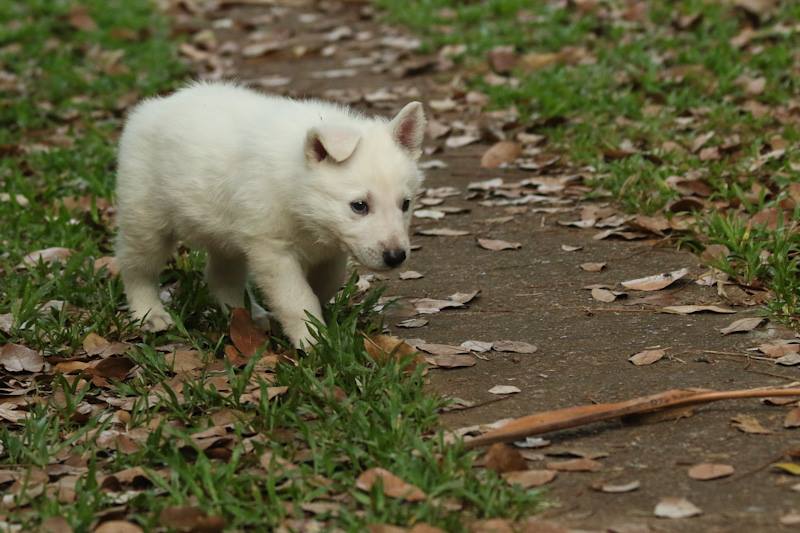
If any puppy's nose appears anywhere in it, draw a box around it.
[382,249,406,268]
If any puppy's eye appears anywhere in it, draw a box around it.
[401,198,410,212]
[350,200,369,215]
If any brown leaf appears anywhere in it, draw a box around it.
[426,354,476,369]
[591,287,619,302]
[93,256,119,276]
[593,480,640,493]
[687,463,734,481]
[502,469,556,488]
[20,247,73,268]
[719,317,764,335]
[487,46,517,74]
[477,238,521,251]
[93,521,143,533]
[396,318,429,328]
[628,348,666,366]
[546,458,602,472]
[481,141,521,168]
[415,342,468,356]
[757,341,800,358]
[660,305,736,315]
[40,516,73,533]
[83,333,110,356]
[356,468,426,501]
[0,343,44,372]
[484,443,528,473]
[67,5,97,32]
[229,308,268,358]
[159,506,225,532]
[166,350,204,373]
[399,270,424,280]
[364,335,424,368]
[785,408,800,429]
[580,262,606,272]
[90,357,135,380]
[731,414,771,434]
[493,340,537,354]
[621,268,689,291]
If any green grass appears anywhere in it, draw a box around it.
[378,0,800,327]
[0,2,541,530]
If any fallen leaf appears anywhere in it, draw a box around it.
[449,290,480,304]
[654,497,702,519]
[720,317,764,335]
[481,141,521,168]
[20,247,73,268]
[785,409,800,429]
[502,470,556,488]
[93,521,144,533]
[757,341,800,358]
[593,480,640,493]
[444,134,480,149]
[561,245,582,252]
[731,414,771,434]
[484,443,528,473]
[0,313,12,334]
[493,340,537,354]
[621,268,689,291]
[426,354,476,369]
[399,270,424,280]
[546,458,602,472]
[416,228,470,237]
[580,262,606,272]
[159,506,224,532]
[687,463,734,481]
[166,350,204,373]
[772,462,800,476]
[83,333,110,356]
[777,353,800,366]
[229,308,268,357]
[356,468,426,501]
[780,513,800,526]
[629,349,666,366]
[460,340,493,352]
[487,46,517,74]
[416,343,468,356]
[414,209,445,220]
[477,238,521,251]
[93,256,119,276]
[591,288,618,302]
[364,335,423,368]
[0,344,44,372]
[396,318,429,328]
[661,305,736,315]
[67,5,97,31]
[489,385,521,395]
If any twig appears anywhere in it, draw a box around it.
[463,386,800,449]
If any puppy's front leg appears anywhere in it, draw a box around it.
[248,251,323,349]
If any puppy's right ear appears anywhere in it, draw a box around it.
[305,125,361,164]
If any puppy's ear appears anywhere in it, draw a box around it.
[305,125,361,164]
[389,101,426,160]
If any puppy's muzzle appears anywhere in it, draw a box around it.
[382,249,406,268]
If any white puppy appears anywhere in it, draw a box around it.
[115,82,425,348]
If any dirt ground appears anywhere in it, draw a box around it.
[188,2,800,531]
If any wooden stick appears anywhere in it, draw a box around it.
[463,387,800,449]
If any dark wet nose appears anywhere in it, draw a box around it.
[383,249,406,268]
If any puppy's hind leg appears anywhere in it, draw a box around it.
[117,228,176,332]
[308,253,348,306]
[205,248,247,311]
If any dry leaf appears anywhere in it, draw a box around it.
[83,332,110,356]
[493,340,537,354]
[477,238,521,251]
[720,317,764,335]
[594,480,640,493]
[461,340,493,352]
[20,247,73,268]
[364,335,424,369]
[166,350,204,373]
[399,270,423,280]
[484,443,528,473]
[489,385,521,395]
[93,521,144,533]
[229,308,268,357]
[731,414,771,434]
[580,262,606,272]
[396,318,429,328]
[416,228,470,237]
[502,469,556,488]
[784,408,800,429]
[0,344,44,372]
[654,497,702,519]
[356,468,426,501]
[661,305,736,315]
[159,506,225,532]
[591,288,619,302]
[487,46,517,74]
[561,245,582,252]
[621,268,689,291]
[416,343,468,356]
[546,458,602,472]
[772,462,800,476]
[67,5,97,31]
[426,354,476,368]
[687,463,734,481]
[481,141,521,168]
[628,349,666,366]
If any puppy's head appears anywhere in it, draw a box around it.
[301,102,426,271]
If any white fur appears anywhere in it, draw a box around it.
[115,81,425,347]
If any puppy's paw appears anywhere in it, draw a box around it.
[141,310,174,332]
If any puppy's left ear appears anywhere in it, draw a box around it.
[389,101,426,160]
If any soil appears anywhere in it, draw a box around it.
[194,2,800,531]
